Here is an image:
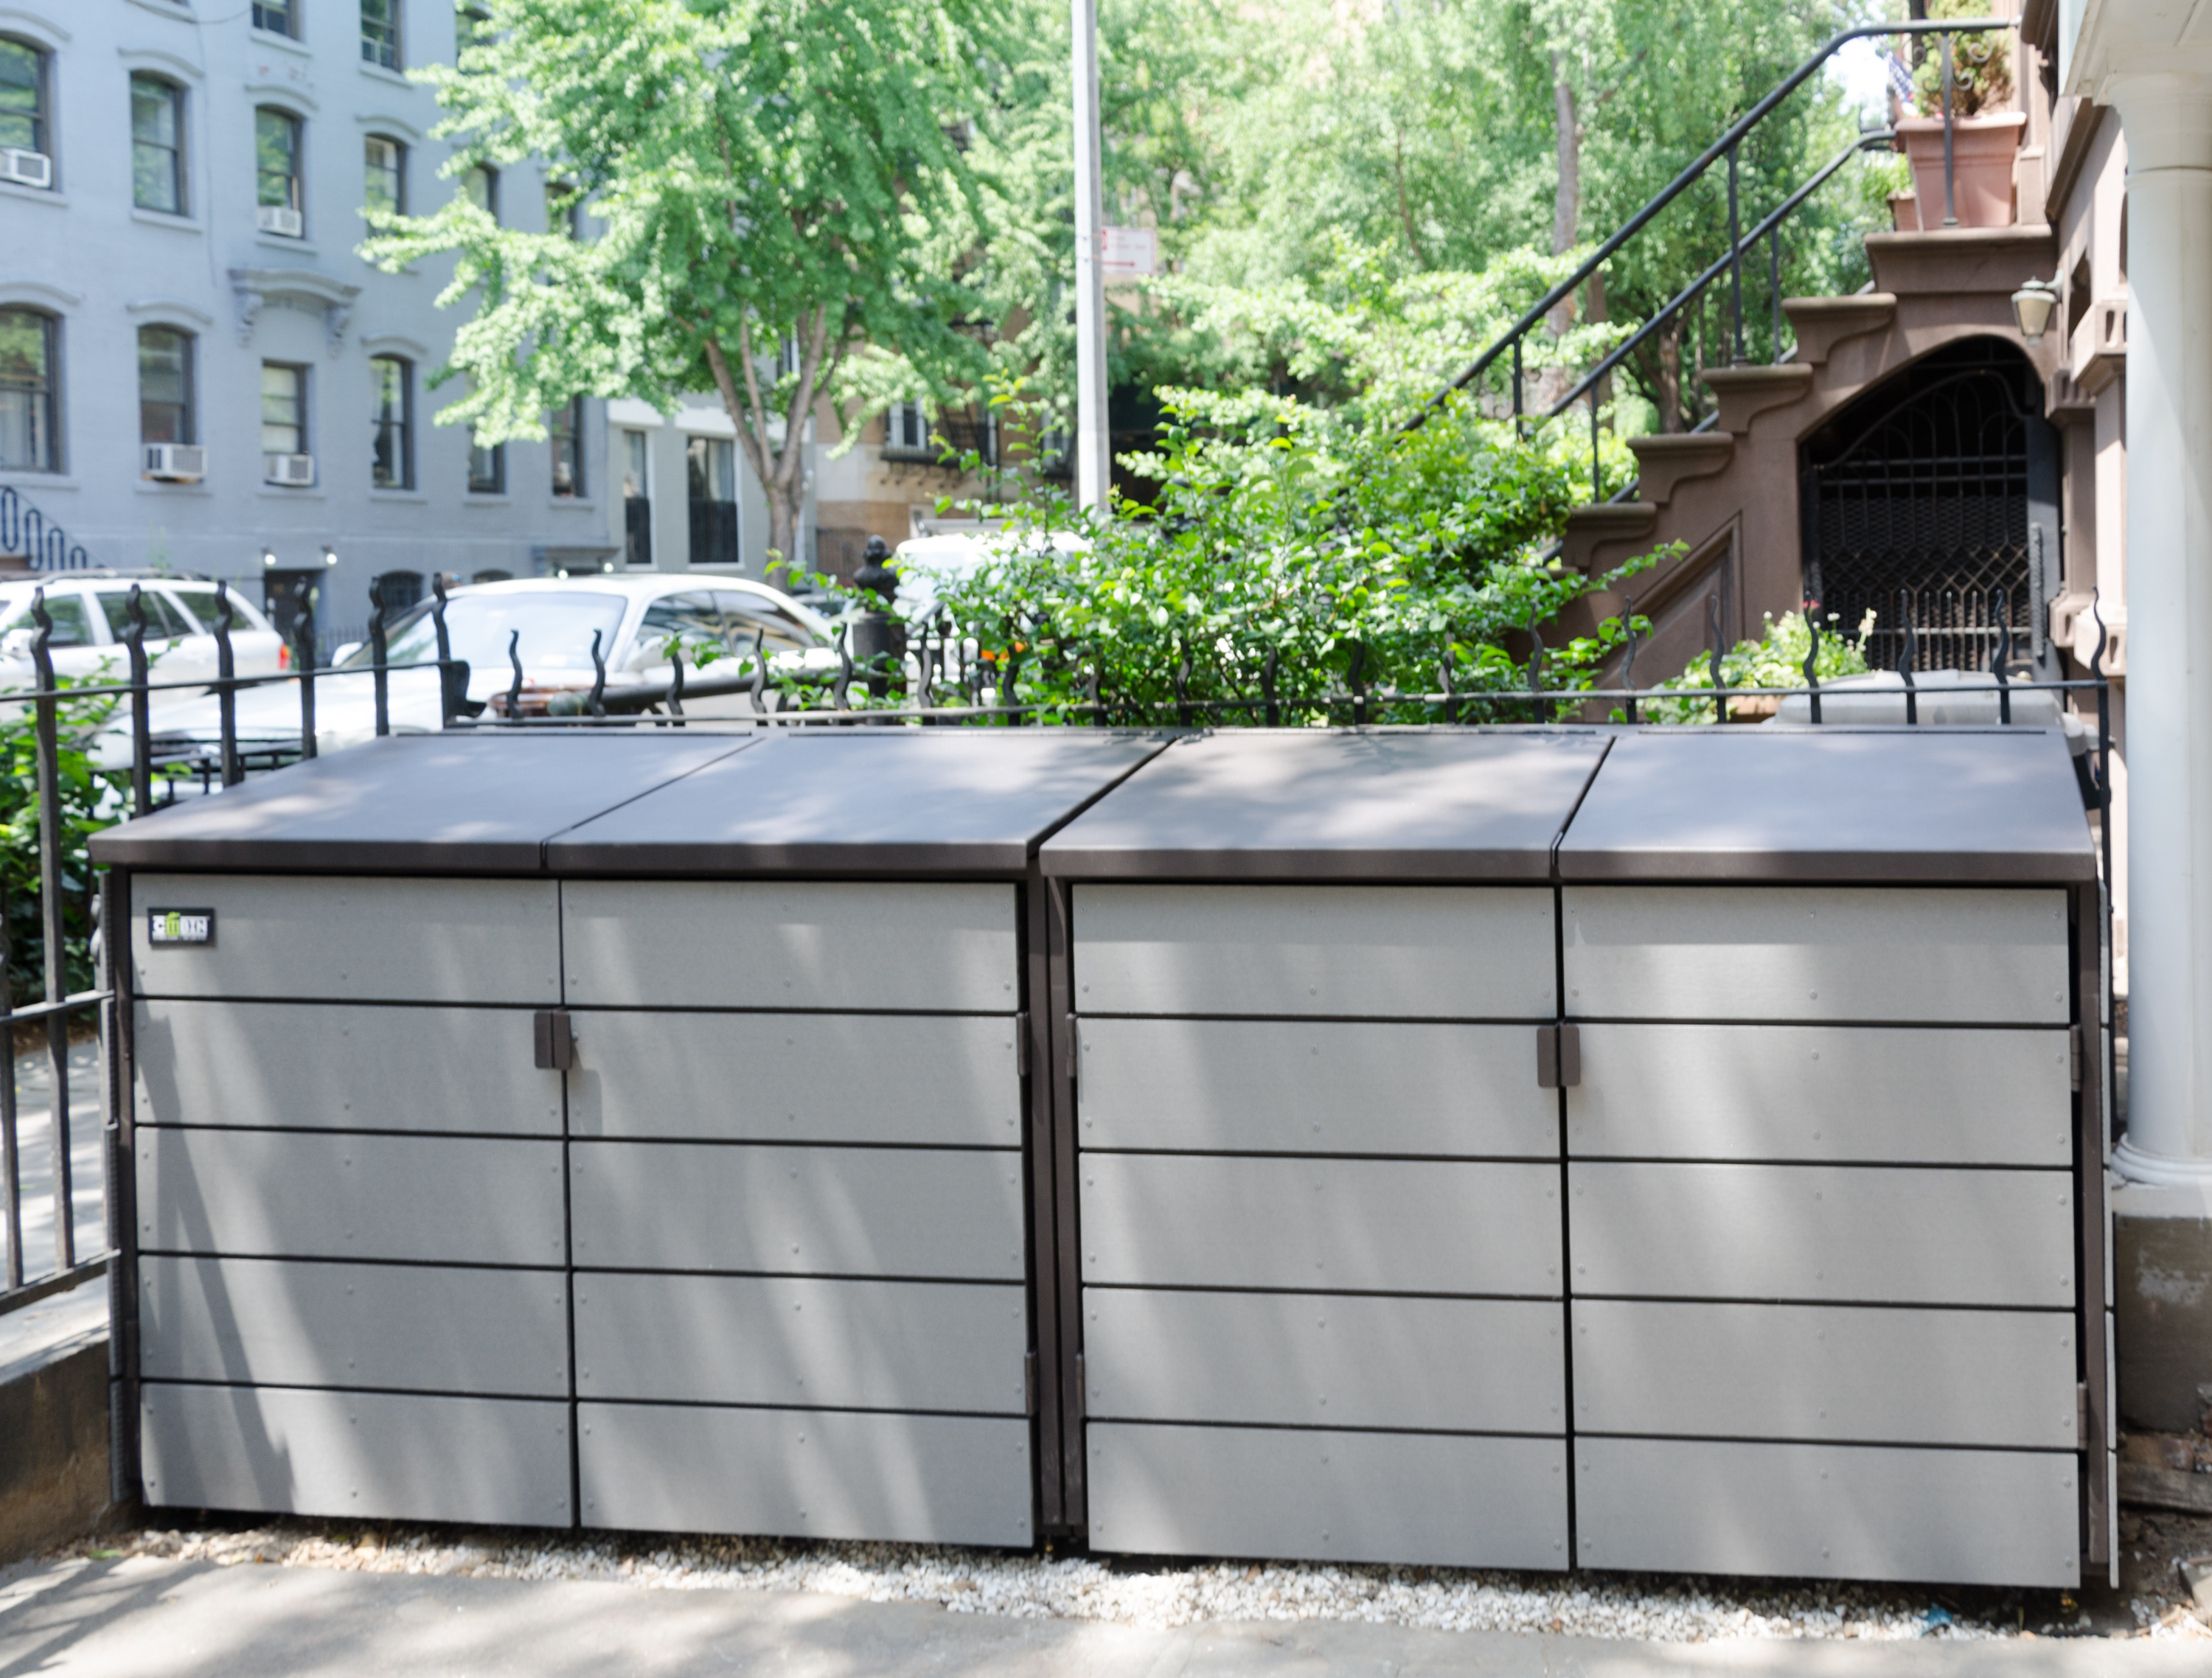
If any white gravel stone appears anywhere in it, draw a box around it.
[98,1524,2194,1643]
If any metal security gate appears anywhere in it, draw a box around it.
[1801,338,2060,675]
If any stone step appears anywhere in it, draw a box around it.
[1781,293,1898,366]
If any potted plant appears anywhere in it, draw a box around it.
[1894,0,2023,229]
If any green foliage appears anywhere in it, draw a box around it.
[1636,606,1874,723]
[1,680,125,1006]
[1912,0,2013,119]
[902,384,1659,722]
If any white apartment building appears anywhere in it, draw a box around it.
[0,0,612,644]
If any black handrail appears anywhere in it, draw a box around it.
[1411,17,2020,433]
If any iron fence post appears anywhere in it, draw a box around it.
[213,582,240,788]
[369,579,391,737]
[122,587,152,819]
[1621,596,1640,724]
[431,575,460,727]
[1803,607,1823,724]
[28,591,73,1271]
[1706,596,1728,725]
[0,888,18,1292]
[1992,587,2013,723]
[293,602,318,761]
[1512,338,1524,438]
[1898,588,1920,723]
[1770,229,1784,363]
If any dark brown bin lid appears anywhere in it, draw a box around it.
[1556,727,2098,882]
[544,730,1169,878]
[88,734,758,874]
[1039,730,1611,881]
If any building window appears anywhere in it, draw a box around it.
[364,134,406,215]
[251,1,296,36]
[686,436,739,566]
[548,179,581,238]
[370,354,412,489]
[0,38,49,170]
[131,76,186,215]
[463,164,498,221]
[622,429,650,565]
[0,306,56,471]
[550,398,583,497]
[883,400,932,459]
[256,106,302,212]
[262,361,307,475]
[138,327,194,447]
[469,431,504,493]
[361,0,401,71]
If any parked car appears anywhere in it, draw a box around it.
[140,574,836,762]
[0,573,285,702]
[889,529,1086,622]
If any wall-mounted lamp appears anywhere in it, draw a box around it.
[2011,276,2059,343]
[322,545,338,568]
[260,548,278,568]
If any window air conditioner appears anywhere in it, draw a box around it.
[265,453,316,486]
[144,444,207,483]
[257,203,304,237]
[0,149,52,189]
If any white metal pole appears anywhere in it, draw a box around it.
[1071,0,1110,515]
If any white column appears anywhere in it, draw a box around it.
[2110,72,2212,1183]
[1071,0,1110,515]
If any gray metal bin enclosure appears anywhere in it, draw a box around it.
[1040,731,1610,1568]
[543,731,1165,1546]
[100,735,759,1528]
[1554,728,2105,1590]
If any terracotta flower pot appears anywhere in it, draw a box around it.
[1895,112,2026,230]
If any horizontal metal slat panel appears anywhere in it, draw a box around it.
[574,1274,1026,1412]
[135,1000,561,1137]
[1084,1289,1564,1432]
[1080,1156,1561,1295]
[139,1257,569,1397]
[1570,1163,2075,1308]
[1077,1019,1557,1157]
[1571,1300,2078,1449]
[577,1403,1032,1546]
[1568,1023,2072,1165]
[131,875,560,1004]
[571,1143,1024,1278]
[1573,1438,2079,1587]
[138,1129,567,1267]
[1071,885,1556,1018]
[569,1012,1020,1145]
[141,1384,571,1526]
[1561,886,2070,1023]
[1087,1423,1568,1568]
[561,881,1018,1012]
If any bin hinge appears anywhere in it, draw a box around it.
[2078,1381,2090,1450]
[2070,1025,2084,1092]
[1016,1012,1030,1079]
[1537,1023,1581,1090]
[1025,1351,1038,1417]
[534,1009,574,1072]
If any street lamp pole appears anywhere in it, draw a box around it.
[1071,0,1110,515]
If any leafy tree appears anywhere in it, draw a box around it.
[1,678,124,1005]
[365,0,1005,571]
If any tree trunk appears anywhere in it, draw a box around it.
[703,311,832,585]
[1547,57,1580,340]
[1655,316,1684,433]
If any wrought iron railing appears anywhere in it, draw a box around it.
[1416,18,2022,498]
[0,485,91,572]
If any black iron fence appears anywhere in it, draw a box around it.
[0,568,2119,1312]
[0,486,91,574]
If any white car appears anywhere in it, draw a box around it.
[0,574,285,702]
[147,573,837,759]
[890,529,1086,622]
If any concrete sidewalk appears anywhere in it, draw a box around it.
[1,1556,2203,1678]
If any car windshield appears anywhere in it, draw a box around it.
[0,591,94,647]
[342,591,630,675]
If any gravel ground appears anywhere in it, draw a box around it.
[48,1517,2212,1646]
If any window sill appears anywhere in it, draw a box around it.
[248,26,310,56]
[256,484,324,499]
[369,489,428,504]
[0,471,76,490]
[0,180,66,209]
[255,234,318,257]
[464,494,512,506]
[135,478,211,496]
[358,61,414,89]
[132,207,200,231]
[549,497,597,510]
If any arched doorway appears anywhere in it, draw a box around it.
[1798,338,2060,674]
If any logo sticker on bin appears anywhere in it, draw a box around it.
[147,909,215,946]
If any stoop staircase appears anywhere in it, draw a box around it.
[1550,225,2059,685]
